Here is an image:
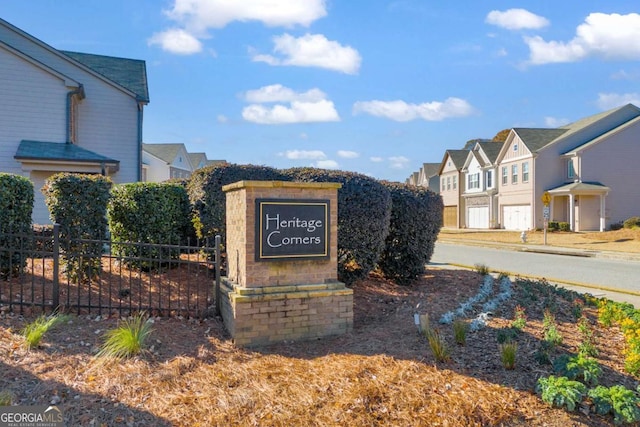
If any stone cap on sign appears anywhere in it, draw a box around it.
[222,180,342,192]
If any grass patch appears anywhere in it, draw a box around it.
[95,313,153,362]
[21,314,69,349]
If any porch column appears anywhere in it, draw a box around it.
[599,194,606,232]
[569,194,575,231]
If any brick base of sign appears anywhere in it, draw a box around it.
[220,278,353,347]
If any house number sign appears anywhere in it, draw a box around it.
[255,199,330,261]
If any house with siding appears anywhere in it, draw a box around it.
[437,150,469,228]
[142,143,226,182]
[0,18,149,224]
[494,103,640,231]
[460,141,503,228]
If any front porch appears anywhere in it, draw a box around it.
[546,181,610,232]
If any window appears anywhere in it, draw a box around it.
[502,167,508,185]
[511,164,518,184]
[567,159,575,179]
[513,143,518,152]
[453,176,457,190]
[522,162,529,182]
[447,176,451,190]
[441,177,445,191]
[468,173,480,190]
[486,170,492,188]
[69,93,79,143]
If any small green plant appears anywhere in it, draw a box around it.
[424,328,450,362]
[543,309,563,349]
[499,342,518,370]
[511,305,527,330]
[0,390,13,406]
[474,263,490,276]
[96,313,153,361]
[452,319,468,346]
[536,375,587,412]
[21,314,69,349]
[588,385,640,425]
[577,316,599,357]
[572,298,584,319]
[552,353,601,386]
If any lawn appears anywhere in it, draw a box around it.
[1,267,637,426]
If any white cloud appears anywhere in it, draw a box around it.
[165,0,326,31]
[337,150,359,159]
[486,9,549,30]
[147,28,203,54]
[242,85,340,124]
[152,0,327,54]
[243,100,339,124]
[243,84,326,103]
[544,116,569,127]
[281,150,326,160]
[611,69,640,81]
[596,92,640,110]
[252,33,361,74]
[389,156,410,169]
[217,114,228,123]
[370,157,383,162]
[353,98,474,122]
[314,160,339,169]
[526,13,640,65]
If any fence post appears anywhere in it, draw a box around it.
[52,223,60,312]
[215,235,221,317]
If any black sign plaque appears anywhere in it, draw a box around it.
[256,199,330,261]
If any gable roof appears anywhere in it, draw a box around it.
[62,51,149,103]
[189,152,207,169]
[15,140,119,164]
[421,163,441,178]
[438,149,469,175]
[142,143,187,164]
[511,128,568,153]
[475,141,504,163]
[563,115,640,156]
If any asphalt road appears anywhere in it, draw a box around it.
[431,242,640,305]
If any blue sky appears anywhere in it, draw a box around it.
[3,1,640,182]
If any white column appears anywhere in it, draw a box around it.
[569,194,575,231]
[599,194,606,232]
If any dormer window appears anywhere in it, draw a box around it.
[513,143,518,152]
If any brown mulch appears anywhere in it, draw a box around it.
[0,267,636,426]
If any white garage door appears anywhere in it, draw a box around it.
[467,206,489,229]
[502,205,531,230]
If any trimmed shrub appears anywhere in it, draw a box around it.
[0,173,34,278]
[548,221,559,232]
[42,173,112,283]
[609,221,624,231]
[377,182,442,285]
[108,182,192,269]
[623,216,640,229]
[187,163,287,245]
[283,168,391,285]
[558,222,571,232]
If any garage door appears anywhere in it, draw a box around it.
[502,205,531,230]
[443,206,457,228]
[467,206,489,229]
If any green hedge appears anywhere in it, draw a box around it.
[378,182,443,285]
[0,173,34,278]
[42,173,112,283]
[108,182,192,269]
[187,163,287,245]
[283,167,391,286]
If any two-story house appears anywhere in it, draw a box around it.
[495,104,640,231]
[0,18,149,224]
[461,141,503,228]
[142,143,226,182]
[437,150,469,228]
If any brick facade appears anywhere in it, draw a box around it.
[221,181,353,347]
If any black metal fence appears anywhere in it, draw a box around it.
[0,225,221,318]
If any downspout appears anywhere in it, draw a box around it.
[137,101,144,181]
[66,84,85,144]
